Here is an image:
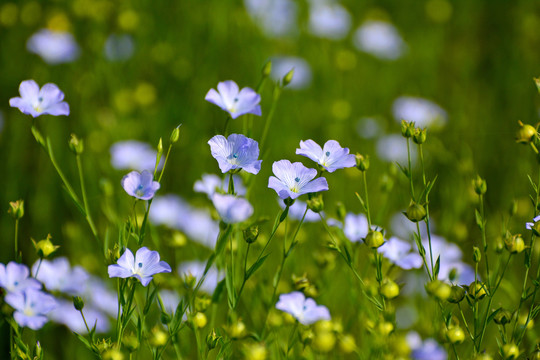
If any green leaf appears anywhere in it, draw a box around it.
[528,174,538,193]
[72,332,93,351]
[354,192,367,213]
[396,162,410,178]
[246,253,270,280]
[434,256,440,278]
[475,209,484,229]
[212,279,226,304]
[487,308,501,326]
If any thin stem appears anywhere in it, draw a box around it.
[76,154,99,242]
[479,194,491,288]
[362,171,372,228]
[14,219,19,261]
[406,138,415,200]
[415,222,433,281]
[79,309,91,334]
[228,172,235,195]
[418,144,435,276]
[33,258,43,278]
[223,116,231,136]
[260,85,282,151]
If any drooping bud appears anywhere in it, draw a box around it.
[170,124,181,144]
[69,133,84,155]
[412,127,427,144]
[73,296,85,311]
[32,234,60,258]
[472,175,487,195]
[473,246,481,263]
[405,202,427,222]
[282,69,294,86]
[516,120,537,144]
[493,308,512,325]
[8,200,24,219]
[401,120,415,138]
[355,154,370,171]
[243,226,259,244]
[364,230,384,249]
[447,285,466,304]
[307,194,324,213]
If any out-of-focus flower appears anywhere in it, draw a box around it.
[270,56,312,89]
[104,34,134,61]
[296,139,356,173]
[344,213,369,242]
[268,160,329,199]
[212,194,253,224]
[84,276,117,317]
[5,288,56,330]
[208,134,262,174]
[121,170,160,200]
[108,247,171,287]
[9,80,69,118]
[407,332,447,360]
[48,298,110,333]
[353,20,405,60]
[356,117,382,139]
[376,134,417,164]
[178,261,223,294]
[390,212,429,239]
[423,235,475,284]
[0,262,42,293]
[27,29,79,64]
[392,96,447,128]
[32,257,89,295]
[378,237,423,270]
[275,291,330,325]
[159,289,180,315]
[150,195,219,248]
[110,140,162,172]
[308,2,351,40]
[194,174,246,198]
[205,81,261,119]
[278,198,321,222]
[244,0,297,38]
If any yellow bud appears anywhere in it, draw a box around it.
[123,333,139,352]
[243,342,267,360]
[313,331,336,353]
[381,280,400,299]
[102,349,124,360]
[377,322,394,337]
[445,326,465,344]
[227,320,246,339]
[467,281,487,300]
[149,327,168,347]
[447,285,466,303]
[516,120,537,144]
[170,125,181,143]
[282,69,294,86]
[267,311,283,328]
[474,354,493,360]
[426,280,452,301]
[170,232,187,247]
[505,234,525,254]
[412,127,427,144]
[118,10,139,31]
[32,234,60,258]
[8,200,24,219]
[192,312,207,328]
[262,61,272,77]
[339,334,356,353]
[502,343,520,360]
[364,230,385,249]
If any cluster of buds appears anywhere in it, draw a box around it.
[401,120,427,144]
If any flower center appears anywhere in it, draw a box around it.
[135,184,145,197]
[138,262,143,268]
[295,177,300,182]
[325,151,330,157]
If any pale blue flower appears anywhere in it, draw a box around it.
[378,237,423,270]
[275,291,330,325]
[423,235,475,284]
[9,80,69,118]
[110,140,162,172]
[27,29,79,65]
[393,96,447,128]
[160,289,181,315]
[0,262,42,293]
[269,160,328,199]
[344,213,369,242]
[208,134,262,174]
[526,215,540,230]
[32,257,89,295]
[194,173,246,198]
[84,276,118,317]
[407,332,447,360]
[121,170,160,200]
[49,299,110,334]
[178,261,223,294]
[212,194,253,224]
[205,81,261,119]
[244,0,297,38]
[108,247,171,287]
[308,3,351,40]
[353,20,405,60]
[5,288,56,330]
[296,139,356,172]
[376,134,417,164]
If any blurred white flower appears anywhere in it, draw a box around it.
[376,134,417,164]
[353,20,405,60]
[270,56,312,90]
[244,0,297,38]
[27,29,80,65]
[308,2,351,40]
[393,96,447,128]
[104,34,135,61]
[110,140,162,172]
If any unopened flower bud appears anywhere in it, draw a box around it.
[355,154,370,171]
[32,234,60,258]
[170,125,181,144]
[160,312,171,324]
[227,319,246,339]
[184,273,197,289]
[495,237,504,253]
[313,330,336,352]
[262,61,272,78]
[102,349,124,360]
[445,326,465,344]
[283,198,295,207]
[336,202,346,222]
[157,138,163,155]
[307,194,324,213]
[243,342,267,360]
[493,308,512,325]
[193,312,207,328]
[34,341,42,360]
[123,333,139,352]
[206,329,220,350]
[339,334,357,354]
[401,120,415,138]
[8,200,24,219]
[502,343,520,360]
[473,246,481,263]
[473,175,487,195]
[447,285,466,303]
[282,69,294,86]
[73,296,85,311]
[505,234,525,254]
[149,327,168,347]
[426,280,452,301]
[405,202,426,222]
[364,230,384,249]
[516,120,537,144]
[69,134,84,155]
[381,280,400,299]
[243,226,259,244]
[412,128,427,144]
[467,281,487,300]
[377,321,394,337]
[474,353,493,360]
[448,268,458,283]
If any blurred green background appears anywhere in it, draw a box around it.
[1,0,540,358]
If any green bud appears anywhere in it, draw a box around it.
[123,333,140,353]
[307,194,324,213]
[34,341,42,360]
[184,272,197,289]
[495,237,504,253]
[412,128,427,144]
[160,312,171,324]
[472,175,487,195]
[509,200,518,216]
[502,343,520,360]
[73,296,85,311]
[69,133,84,155]
[283,68,294,86]
[170,124,181,143]
[32,234,60,258]
[355,154,370,171]
[8,200,24,219]
[473,246,481,263]
[401,120,415,138]
[405,202,427,222]
[206,329,220,350]
[493,308,512,325]
[516,120,537,144]
[467,281,487,300]
[262,61,272,78]
[335,202,346,222]
[448,268,458,282]
[505,234,525,254]
[243,226,259,244]
[426,280,451,301]
[157,137,163,155]
[380,280,400,299]
[447,285,466,303]
[284,198,295,207]
[474,353,493,360]
[445,326,465,344]
[364,230,384,249]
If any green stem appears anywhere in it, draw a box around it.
[260,85,282,151]
[79,309,91,334]
[223,116,231,136]
[14,219,19,261]
[418,144,435,276]
[406,138,415,200]
[76,154,99,242]
[362,171,372,228]
[228,172,235,195]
